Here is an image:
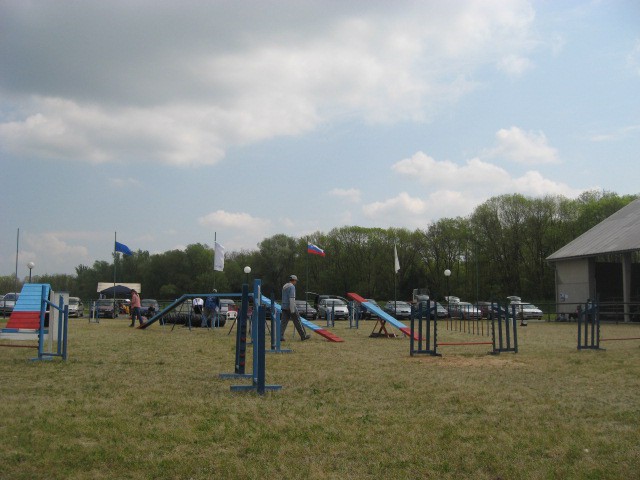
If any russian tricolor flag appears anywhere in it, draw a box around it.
[307,243,325,257]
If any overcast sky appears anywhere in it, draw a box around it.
[1,0,639,277]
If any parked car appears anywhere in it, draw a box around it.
[475,301,494,319]
[450,301,482,320]
[415,300,449,318]
[295,300,317,319]
[140,299,160,318]
[383,300,412,319]
[360,299,380,319]
[1,293,20,314]
[510,302,543,320]
[313,294,348,310]
[317,298,349,320]
[68,297,84,317]
[219,298,238,325]
[94,299,118,318]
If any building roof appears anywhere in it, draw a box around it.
[547,199,640,262]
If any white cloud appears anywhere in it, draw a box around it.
[627,39,640,76]
[20,232,90,274]
[497,54,534,76]
[590,124,640,142]
[198,210,270,232]
[362,150,583,227]
[362,192,428,223]
[109,177,141,188]
[0,1,538,166]
[488,127,559,164]
[328,188,361,203]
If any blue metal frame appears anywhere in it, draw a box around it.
[219,284,252,380]
[577,300,602,350]
[223,279,282,394]
[140,292,242,329]
[410,300,440,356]
[33,285,68,362]
[489,302,519,355]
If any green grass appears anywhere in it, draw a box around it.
[1,319,639,479]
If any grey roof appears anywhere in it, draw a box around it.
[547,199,640,261]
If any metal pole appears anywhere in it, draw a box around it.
[15,228,19,294]
[113,232,117,315]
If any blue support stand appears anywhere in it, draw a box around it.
[219,283,252,380]
[267,308,292,354]
[33,285,69,362]
[230,304,282,394]
[348,301,360,329]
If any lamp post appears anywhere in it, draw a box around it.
[244,266,251,285]
[27,261,35,283]
[444,268,451,316]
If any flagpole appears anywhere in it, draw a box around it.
[305,238,309,302]
[394,242,397,308]
[114,232,118,308]
[14,228,19,294]
[213,232,217,291]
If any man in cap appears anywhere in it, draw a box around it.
[281,274,310,341]
[203,289,220,328]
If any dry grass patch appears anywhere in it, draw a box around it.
[0,318,639,479]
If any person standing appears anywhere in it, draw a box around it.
[203,290,220,328]
[130,289,142,327]
[281,275,310,341]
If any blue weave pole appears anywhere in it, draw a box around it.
[230,304,282,394]
[219,283,252,379]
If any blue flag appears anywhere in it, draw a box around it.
[115,241,133,256]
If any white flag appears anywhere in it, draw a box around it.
[394,244,400,273]
[214,241,225,272]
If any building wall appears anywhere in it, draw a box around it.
[554,258,595,314]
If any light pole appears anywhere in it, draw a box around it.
[244,266,251,285]
[27,261,35,283]
[444,268,451,317]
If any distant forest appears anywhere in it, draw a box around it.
[2,190,637,304]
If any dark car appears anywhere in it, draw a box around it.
[360,299,380,319]
[383,300,412,319]
[94,299,118,318]
[295,300,317,319]
[450,301,482,320]
[416,300,449,318]
[140,299,160,318]
[475,301,493,319]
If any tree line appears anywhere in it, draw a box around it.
[4,191,636,304]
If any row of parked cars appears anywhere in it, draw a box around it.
[302,294,544,321]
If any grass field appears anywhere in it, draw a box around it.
[1,317,639,479]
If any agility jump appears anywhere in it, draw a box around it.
[0,283,68,361]
[219,280,282,394]
[410,300,518,356]
[577,300,640,350]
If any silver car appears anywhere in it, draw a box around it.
[2,293,20,314]
[68,297,84,317]
[317,298,349,320]
[383,300,412,319]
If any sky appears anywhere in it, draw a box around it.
[1,0,639,277]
